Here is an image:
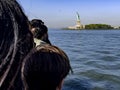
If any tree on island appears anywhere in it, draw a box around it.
[85,24,114,29]
[119,26,120,29]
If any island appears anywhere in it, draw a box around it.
[63,12,120,30]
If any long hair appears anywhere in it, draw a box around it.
[22,45,72,90]
[0,0,33,89]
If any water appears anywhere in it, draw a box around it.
[48,29,120,90]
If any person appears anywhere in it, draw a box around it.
[21,44,72,90]
[30,19,52,46]
[0,0,33,89]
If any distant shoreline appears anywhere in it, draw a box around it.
[61,28,120,30]
[62,24,120,30]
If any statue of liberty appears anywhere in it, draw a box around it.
[76,12,80,21]
[75,12,83,29]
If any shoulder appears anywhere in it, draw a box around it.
[34,38,48,46]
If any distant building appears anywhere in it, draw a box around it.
[68,12,84,30]
[113,26,119,29]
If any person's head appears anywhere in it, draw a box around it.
[0,0,33,89]
[30,19,51,45]
[22,44,72,90]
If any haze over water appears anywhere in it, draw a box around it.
[49,29,120,90]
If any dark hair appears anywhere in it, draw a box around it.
[0,0,33,89]
[30,19,51,45]
[22,45,72,90]
[30,19,47,39]
[30,19,44,27]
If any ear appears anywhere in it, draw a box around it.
[56,79,64,90]
[31,28,36,34]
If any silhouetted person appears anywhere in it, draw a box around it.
[0,0,33,89]
[22,44,72,90]
[30,19,51,46]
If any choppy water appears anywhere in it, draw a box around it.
[49,29,120,90]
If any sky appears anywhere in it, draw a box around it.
[18,0,120,28]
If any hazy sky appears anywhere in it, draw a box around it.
[18,0,120,28]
